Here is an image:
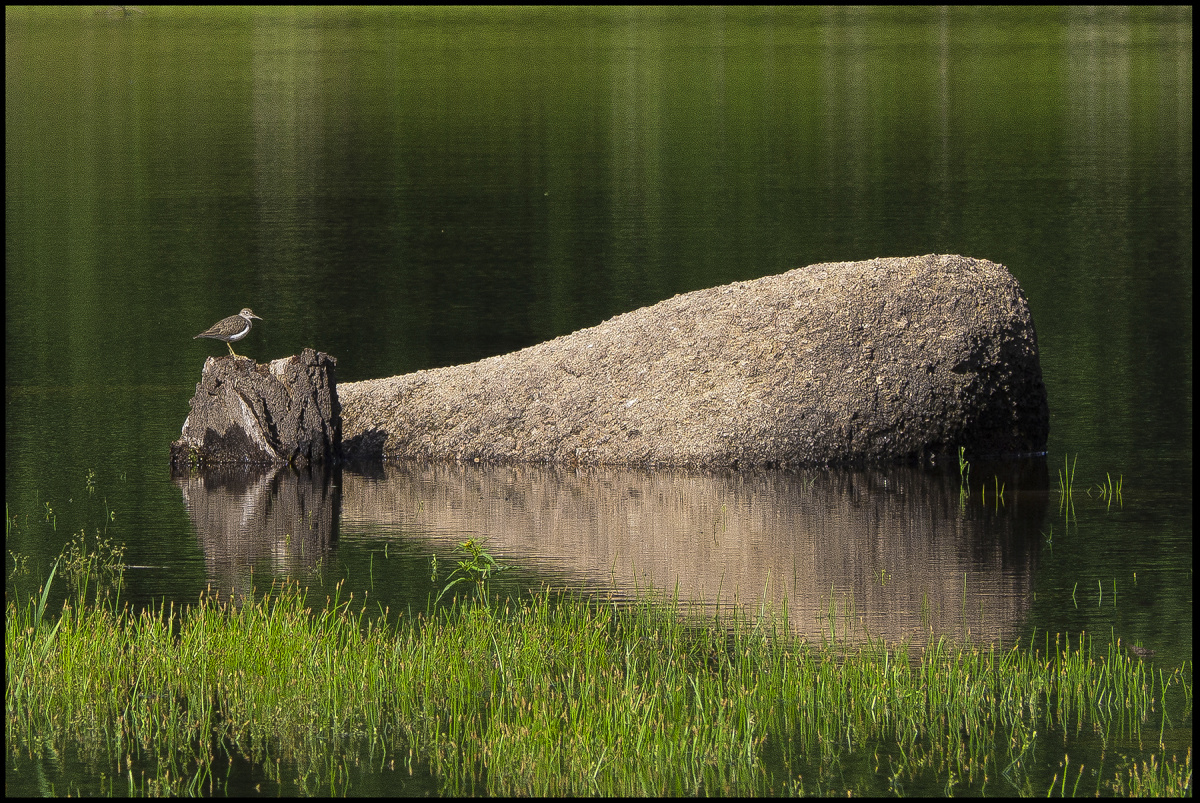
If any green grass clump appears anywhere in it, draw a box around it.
[6,574,1193,796]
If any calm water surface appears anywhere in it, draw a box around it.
[6,6,1191,796]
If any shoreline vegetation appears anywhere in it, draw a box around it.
[5,544,1192,796]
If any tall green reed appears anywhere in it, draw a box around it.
[6,567,1192,796]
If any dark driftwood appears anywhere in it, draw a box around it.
[339,254,1048,468]
[170,348,340,469]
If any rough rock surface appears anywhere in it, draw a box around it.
[340,255,1048,468]
[171,348,340,469]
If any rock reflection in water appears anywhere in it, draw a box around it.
[175,465,340,599]
[342,460,1048,645]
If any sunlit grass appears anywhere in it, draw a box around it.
[6,566,1192,796]
[1088,471,1125,510]
[1055,452,1078,526]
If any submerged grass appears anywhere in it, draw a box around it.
[6,573,1193,796]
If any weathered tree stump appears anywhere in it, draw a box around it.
[339,254,1049,468]
[170,348,340,469]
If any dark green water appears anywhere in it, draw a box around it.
[6,6,1191,796]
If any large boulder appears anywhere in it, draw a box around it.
[171,348,340,469]
[340,255,1048,468]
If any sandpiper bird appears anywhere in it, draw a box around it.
[194,308,263,358]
